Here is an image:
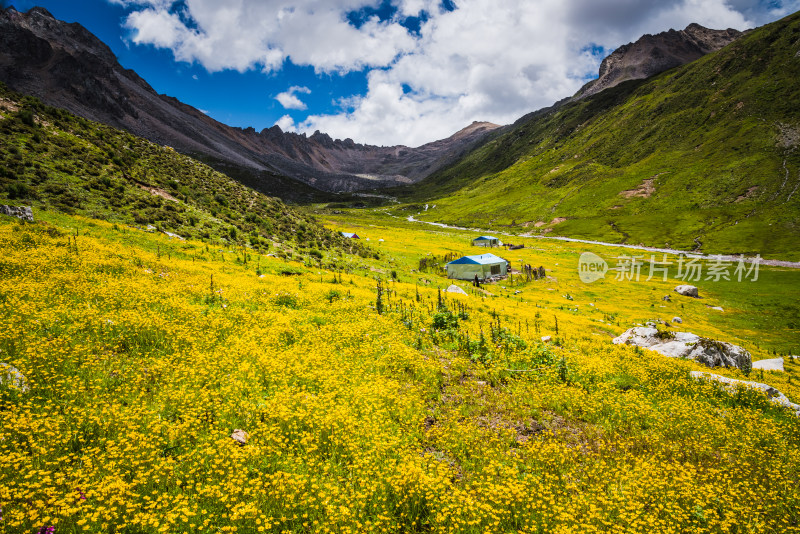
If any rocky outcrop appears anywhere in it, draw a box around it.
[575,23,742,100]
[691,371,800,416]
[613,327,751,369]
[0,205,33,222]
[0,7,499,194]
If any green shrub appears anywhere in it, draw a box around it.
[6,182,31,199]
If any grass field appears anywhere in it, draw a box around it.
[2,209,799,533]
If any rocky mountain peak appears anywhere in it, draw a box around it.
[449,121,501,141]
[27,6,55,18]
[574,23,743,100]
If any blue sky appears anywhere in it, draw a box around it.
[5,0,798,146]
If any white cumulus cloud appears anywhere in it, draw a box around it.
[275,86,311,110]
[274,114,298,132]
[115,0,418,73]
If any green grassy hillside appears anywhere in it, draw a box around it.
[398,12,800,260]
[0,84,372,259]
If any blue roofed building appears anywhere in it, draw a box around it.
[445,253,509,280]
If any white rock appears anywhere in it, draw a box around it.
[672,317,683,324]
[674,285,699,298]
[445,284,468,295]
[710,306,724,312]
[230,429,248,445]
[0,363,29,393]
[752,358,785,372]
[163,231,185,240]
[690,371,800,416]
[541,336,552,342]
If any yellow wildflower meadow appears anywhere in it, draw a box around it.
[0,215,798,533]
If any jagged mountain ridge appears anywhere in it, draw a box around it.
[574,23,743,99]
[0,6,499,193]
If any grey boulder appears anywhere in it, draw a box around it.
[674,285,699,297]
[0,205,34,222]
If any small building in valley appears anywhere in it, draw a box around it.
[446,253,508,280]
[472,235,502,247]
[341,232,360,239]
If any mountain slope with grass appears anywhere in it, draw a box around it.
[399,11,800,260]
[0,84,374,259]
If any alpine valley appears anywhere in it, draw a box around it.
[2,5,800,534]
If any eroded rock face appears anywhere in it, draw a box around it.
[0,205,33,222]
[613,327,751,369]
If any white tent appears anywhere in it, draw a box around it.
[472,235,502,247]
[446,253,508,280]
